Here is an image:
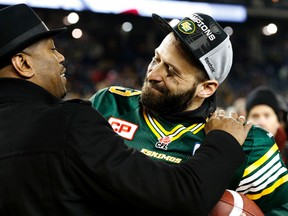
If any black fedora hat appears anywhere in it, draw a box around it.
[0,3,66,64]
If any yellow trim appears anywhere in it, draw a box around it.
[246,174,288,200]
[143,109,161,139]
[186,124,196,130]
[153,117,192,140]
[243,143,278,177]
[153,117,183,135]
[151,114,201,135]
[143,109,204,143]
[109,86,142,96]
[193,124,205,134]
[172,128,193,140]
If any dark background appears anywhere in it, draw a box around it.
[1,1,288,108]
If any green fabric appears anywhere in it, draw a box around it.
[90,86,288,215]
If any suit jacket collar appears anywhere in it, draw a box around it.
[0,78,61,104]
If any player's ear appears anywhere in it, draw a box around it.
[196,80,218,98]
[11,52,34,78]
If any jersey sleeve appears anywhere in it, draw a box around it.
[89,87,113,117]
[233,125,288,213]
[89,86,141,119]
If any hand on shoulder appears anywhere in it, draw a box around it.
[205,110,252,146]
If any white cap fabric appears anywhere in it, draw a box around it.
[152,13,233,84]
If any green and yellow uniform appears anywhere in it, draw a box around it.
[90,86,288,215]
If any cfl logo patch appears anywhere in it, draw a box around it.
[108,117,138,140]
[155,136,171,150]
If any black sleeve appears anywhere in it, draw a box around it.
[66,104,245,215]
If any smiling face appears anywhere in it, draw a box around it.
[21,38,67,98]
[140,32,217,115]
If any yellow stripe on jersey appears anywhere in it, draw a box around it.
[193,124,205,134]
[243,143,279,177]
[169,124,204,139]
[171,127,193,140]
[144,109,189,140]
[143,109,162,139]
[148,111,204,136]
[143,108,205,143]
[154,119,183,134]
[246,174,288,200]
[108,86,142,96]
[237,154,282,190]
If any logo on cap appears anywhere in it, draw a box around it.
[177,20,196,34]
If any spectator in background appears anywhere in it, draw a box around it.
[245,85,287,158]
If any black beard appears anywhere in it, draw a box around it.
[140,81,197,115]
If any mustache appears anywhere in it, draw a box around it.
[146,80,168,94]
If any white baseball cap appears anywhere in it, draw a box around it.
[152,13,233,84]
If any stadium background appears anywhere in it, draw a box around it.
[1,0,288,109]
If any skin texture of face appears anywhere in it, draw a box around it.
[20,38,67,98]
[247,104,280,135]
[140,32,218,115]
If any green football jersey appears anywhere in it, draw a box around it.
[90,86,288,215]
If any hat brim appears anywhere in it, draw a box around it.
[20,27,67,50]
[1,27,66,62]
[152,13,175,35]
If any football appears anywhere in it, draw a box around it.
[209,189,264,216]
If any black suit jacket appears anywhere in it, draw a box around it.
[0,78,244,216]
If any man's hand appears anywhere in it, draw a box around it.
[205,110,252,146]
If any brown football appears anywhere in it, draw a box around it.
[209,189,264,216]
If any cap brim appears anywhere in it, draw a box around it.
[152,13,175,35]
